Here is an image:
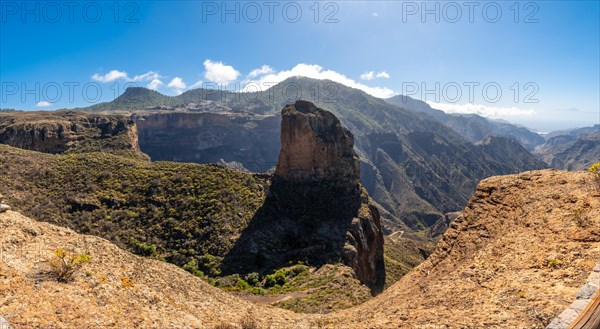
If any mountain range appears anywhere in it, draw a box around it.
[77,77,551,231]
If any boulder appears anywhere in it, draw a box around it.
[0,204,10,213]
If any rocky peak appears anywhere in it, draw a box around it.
[275,100,360,187]
[225,101,385,292]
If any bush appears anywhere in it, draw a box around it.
[182,258,204,277]
[48,248,90,282]
[133,241,157,257]
[588,163,600,190]
[239,315,259,329]
[264,269,287,287]
[236,279,250,290]
[244,272,260,286]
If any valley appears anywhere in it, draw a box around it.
[3,2,598,327]
[1,168,597,328]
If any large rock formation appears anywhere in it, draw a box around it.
[223,100,385,292]
[275,100,360,186]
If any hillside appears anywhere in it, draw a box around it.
[0,209,311,328]
[78,77,547,231]
[535,132,600,171]
[386,94,545,150]
[326,169,600,328]
[2,169,598,328]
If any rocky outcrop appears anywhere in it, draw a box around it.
[0,193,10,213]
[426,211,462,239]
[328,169,600,328]
[275,100,360,186]
[0,111,144,158]
[223,101,385,292]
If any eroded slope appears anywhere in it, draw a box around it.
[327,169,600,328]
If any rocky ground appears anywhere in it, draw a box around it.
[1,169,598,328]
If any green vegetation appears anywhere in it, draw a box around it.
[0,142,425,313]
[0,144,267,274]
[588,162,600,190]
[48,248,90,282]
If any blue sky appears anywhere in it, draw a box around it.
[1,1,598,131]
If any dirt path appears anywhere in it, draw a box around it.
[239,290,311,304]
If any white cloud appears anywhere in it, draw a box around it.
[97,62,395,99]
[426,101,537,118]
[360,71,375,80]
[372,12,379,17]
[131,71,161,82]
[203,59,240,84]
[248,65,274,78]
[167,77,187,95]
[360,71,390,80]
[92,70,128,83]
[147,79,164,90]
[36,101,51,107]
[168,77,186,89]
[247,63,395,98]
[92,70,162,83]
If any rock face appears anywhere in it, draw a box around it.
[275,100,360,186]
[136,112,280,171]
[0,111,144,158]
[224,101,385,292]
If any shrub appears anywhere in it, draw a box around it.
[288,264,309,277]
[48,248,90,282]
[213,315,260,329]
[263,269,287,287]
[244,272,260,286]
[121,276,134,288]
[183,258,204,277]
[236,279,250,290]
[588,163,600,190]
[239,315,259,329]
[132,241,157,257]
